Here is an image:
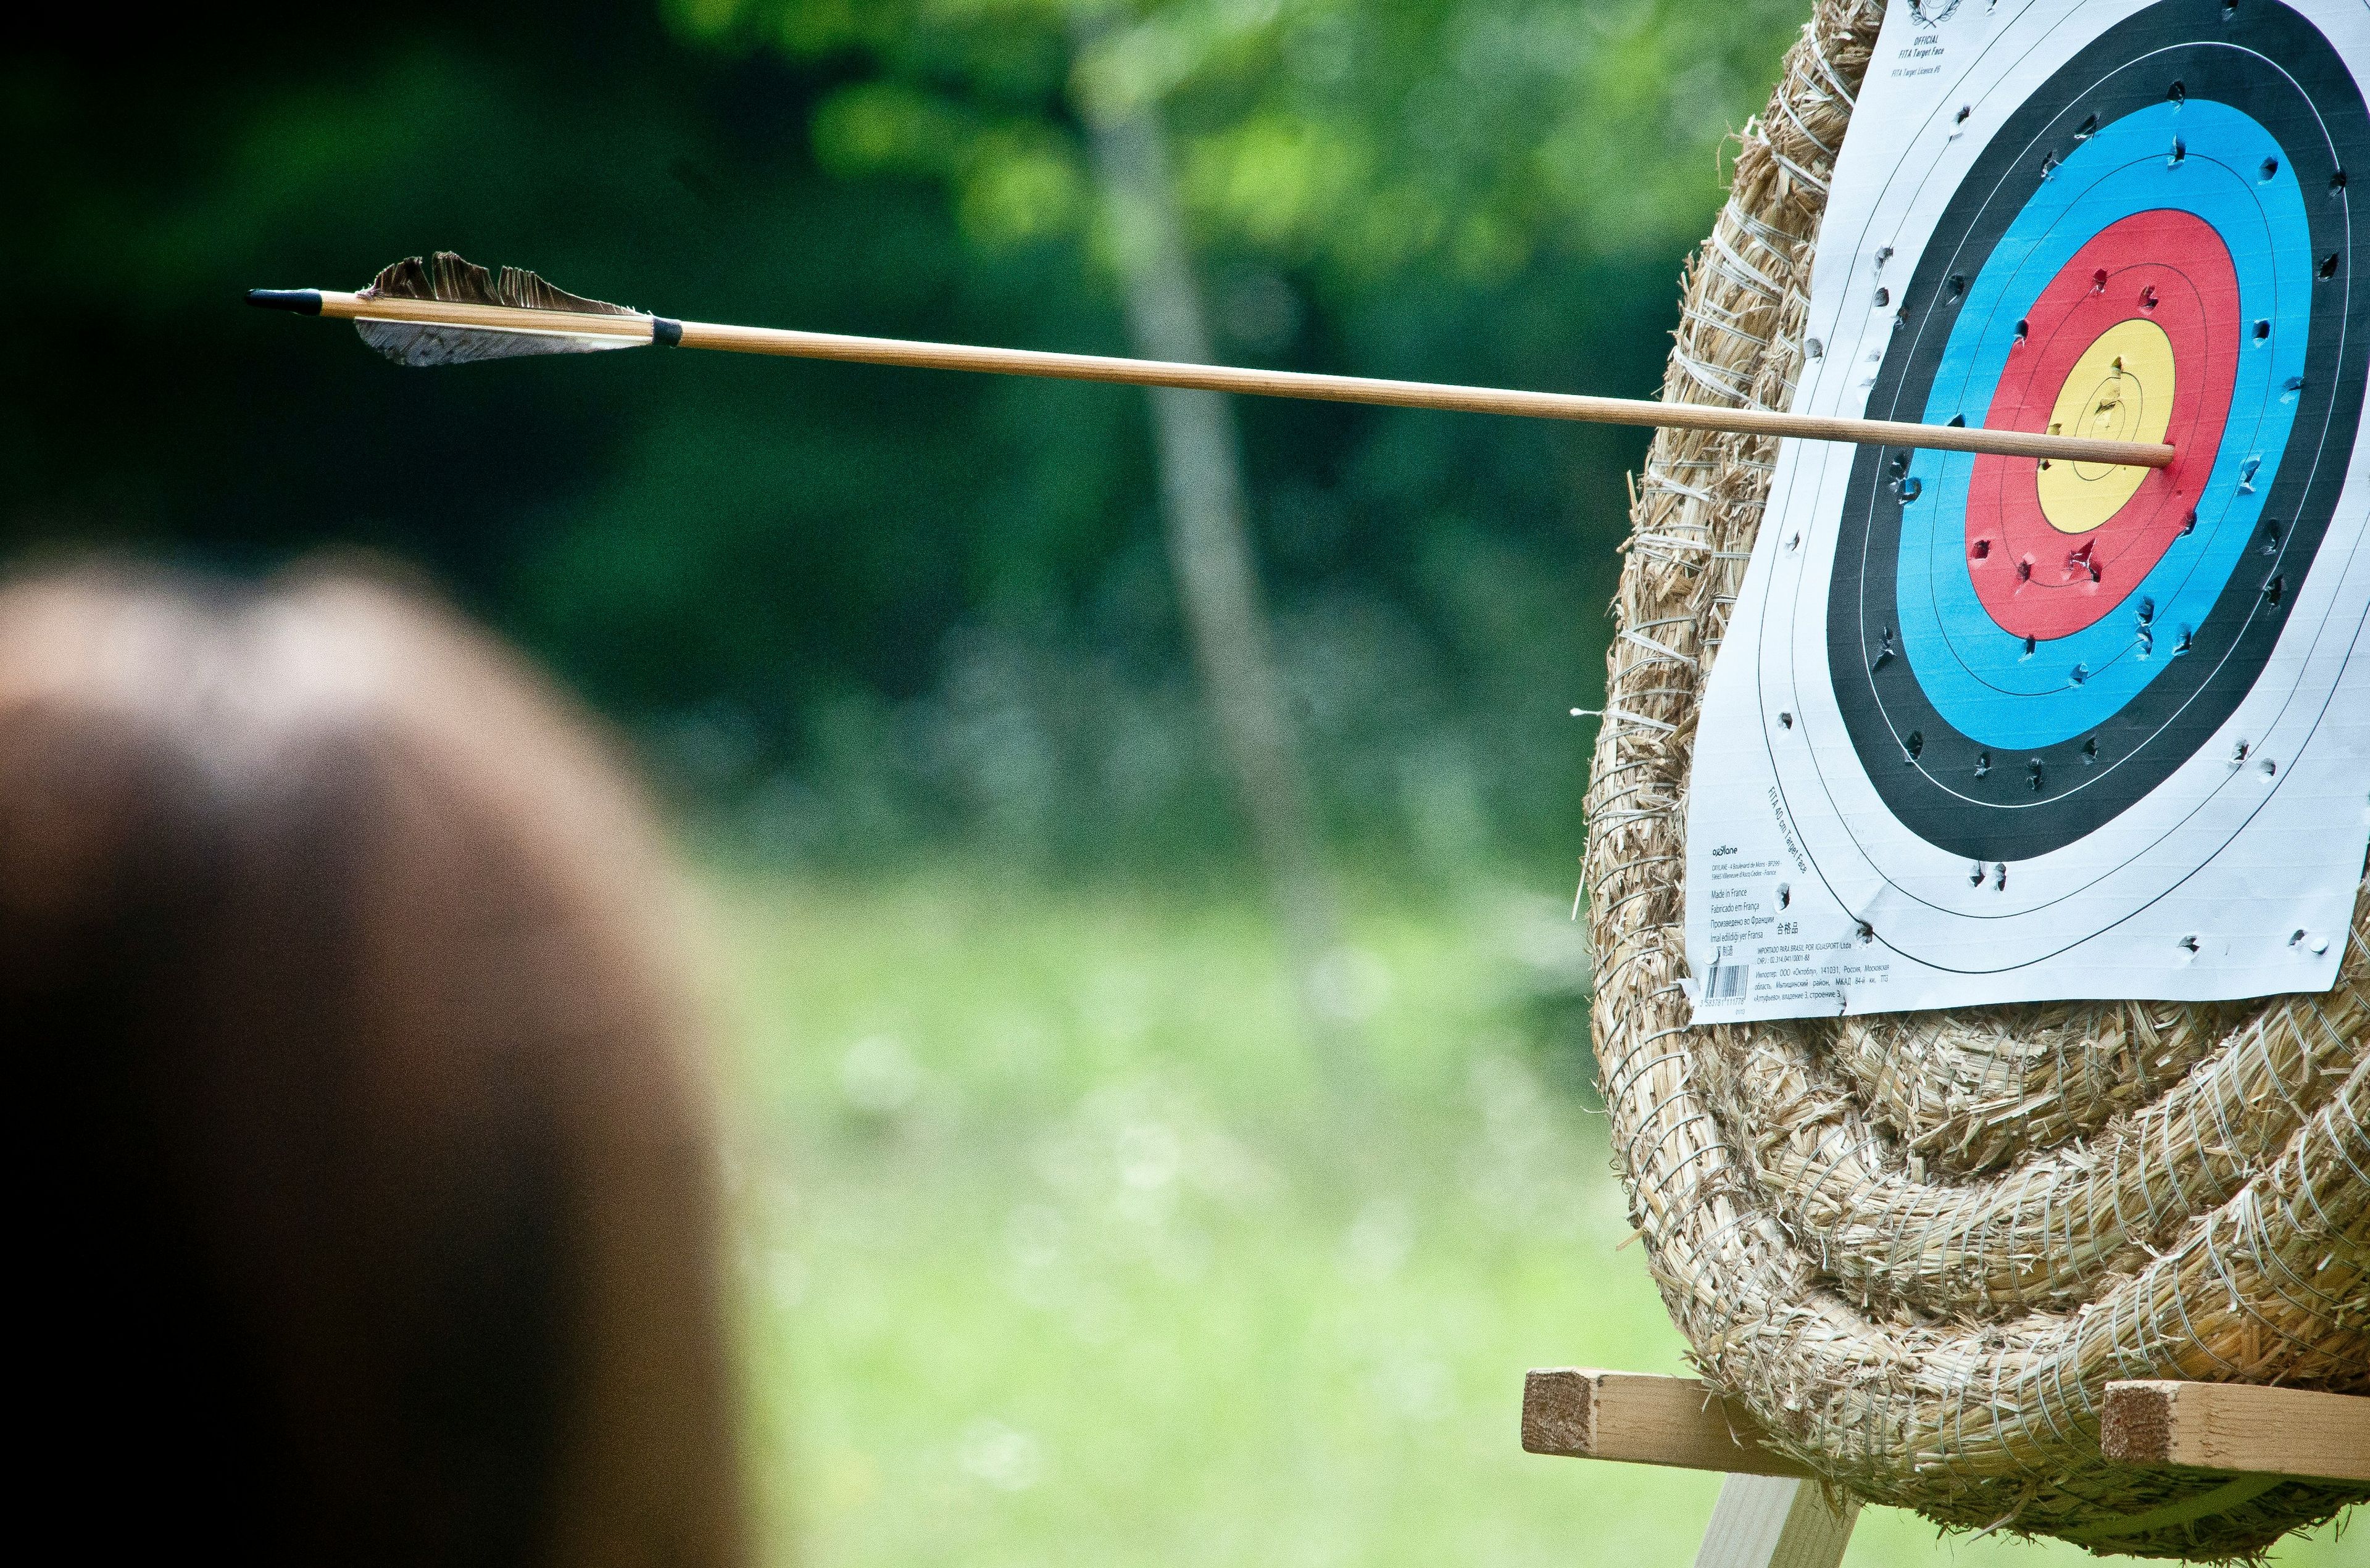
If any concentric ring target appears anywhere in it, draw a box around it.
[1829,0,2370,861]
[1608,3,2370,1552]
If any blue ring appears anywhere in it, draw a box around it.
[1895,101,2310,750]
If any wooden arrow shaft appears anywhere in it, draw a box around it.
[316,291,2176,470]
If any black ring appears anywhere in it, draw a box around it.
[1826,0,2370,862]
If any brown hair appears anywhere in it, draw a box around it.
[2,563,741,1567]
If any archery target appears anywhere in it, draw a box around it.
[1836,3,2368,860]
[1686,0,2370,1014]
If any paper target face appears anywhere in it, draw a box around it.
[1686,0,2370,1020]
[1837,1,2369,858]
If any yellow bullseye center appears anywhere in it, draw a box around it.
[2038,317,2176,534]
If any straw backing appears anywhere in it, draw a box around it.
[1585,2,2369,1556]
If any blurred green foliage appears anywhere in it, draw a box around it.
[674,0,1802,275]
[8,1,1805,874]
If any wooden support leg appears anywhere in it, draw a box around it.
[1692,1474,1858,1568]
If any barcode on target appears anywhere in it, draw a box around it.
[1706,961,1750,1002]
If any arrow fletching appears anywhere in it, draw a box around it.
[351,252,651,367]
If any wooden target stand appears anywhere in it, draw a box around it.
[1521,1369,2370,1567]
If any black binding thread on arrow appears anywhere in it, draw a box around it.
[246,289,323,315]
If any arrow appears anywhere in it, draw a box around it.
[250,254,2175,470]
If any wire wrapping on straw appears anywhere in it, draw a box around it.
[1584,2,2369,1557]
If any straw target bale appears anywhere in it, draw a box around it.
[1585,1,2369,1556]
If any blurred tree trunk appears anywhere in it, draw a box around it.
[1076,77,1359,1074]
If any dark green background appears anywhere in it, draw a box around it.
[8,2,1800,874]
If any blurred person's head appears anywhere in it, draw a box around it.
[2,561,740,1567]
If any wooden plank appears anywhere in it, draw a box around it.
[1692,1475,1858,1568]
[2101,1380,2370,1484]
[1522,1368,1813,1477]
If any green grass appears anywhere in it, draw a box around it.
[713,869,2358,1568]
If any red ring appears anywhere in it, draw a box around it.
[1965,210,2238,640]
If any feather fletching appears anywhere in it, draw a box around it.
[354,252,649,367]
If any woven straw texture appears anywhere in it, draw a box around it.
[1586,2,2370,1557]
